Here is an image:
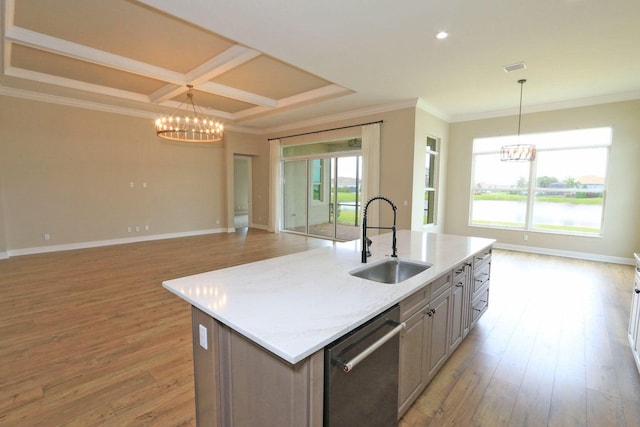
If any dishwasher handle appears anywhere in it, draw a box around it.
[338,321,406,373]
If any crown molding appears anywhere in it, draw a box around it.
[451,90,640,123]
[0,85,258,133]
[0,85,155,118]
[261,98,420,136]
[415,98,451,122]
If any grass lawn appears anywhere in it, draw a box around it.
[474,192,603,205]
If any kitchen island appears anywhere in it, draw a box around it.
[163,230,494,426]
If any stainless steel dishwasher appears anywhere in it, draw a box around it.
[324,305,404,427]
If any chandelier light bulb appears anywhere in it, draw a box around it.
[155,85,224,143]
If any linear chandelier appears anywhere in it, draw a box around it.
[155,85,224,143]
[501,79,536,161]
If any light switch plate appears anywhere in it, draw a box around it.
[199,324,208,350]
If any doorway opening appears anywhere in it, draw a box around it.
[233,155,251,228]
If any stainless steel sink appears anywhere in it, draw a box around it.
[349,258,432,284]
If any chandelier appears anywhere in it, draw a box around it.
[155,85,224,143]
[501,79,536,161]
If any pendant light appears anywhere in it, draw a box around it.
[501,79,536,161]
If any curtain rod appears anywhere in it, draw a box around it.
[267,120,383,142]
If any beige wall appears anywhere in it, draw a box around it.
[445,100,640,260]
[0,95,265,252]
[0,174,6,256]
[3,92,636,261]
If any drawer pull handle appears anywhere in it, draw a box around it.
[635,288,640,294]
[476,253,491,262]
[455,282,464,287]
[425,308,436,317]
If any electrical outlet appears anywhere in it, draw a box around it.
[135,226,140,232]
[145,225,149,231]
[524,234,529,241]
[199,324,208,350]
[127,227,132,233]
[44,233,50,241]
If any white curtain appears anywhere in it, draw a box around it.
[268,139,281,232]
[361,123,381,228]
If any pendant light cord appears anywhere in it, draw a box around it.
[517,79,526,136]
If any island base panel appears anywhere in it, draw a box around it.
[192,307,324,427]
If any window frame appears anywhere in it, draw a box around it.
[424,136,440,226]
[469,127,611,237]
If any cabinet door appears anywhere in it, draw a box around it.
[630,275,640,373]
[428,289,451,380]
[449,280,465,353]
[398,308,430,417]
[461,261,473,338]
[629,278,640,346]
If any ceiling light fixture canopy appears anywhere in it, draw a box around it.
[501,79,536,162]
[155,85,224,143]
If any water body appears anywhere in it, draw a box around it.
[472,200,602,229]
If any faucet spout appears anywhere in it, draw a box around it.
[361,196,398,263]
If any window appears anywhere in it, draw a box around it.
[424,136,439,225]
[311,159,323,202]
[470,127,611,235]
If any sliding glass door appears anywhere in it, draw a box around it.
[282,155,362,241]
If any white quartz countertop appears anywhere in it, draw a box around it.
[163,230,494,364]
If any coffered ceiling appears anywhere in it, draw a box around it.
[2,0,640,133]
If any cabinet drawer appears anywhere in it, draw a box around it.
[470,286,490,325]
[400,286,430,321]
[431,272,452,299]
[452,261,468,283]
[474,249,492,269]
[472,261,491,297]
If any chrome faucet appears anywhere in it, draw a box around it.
[361,196,398,263]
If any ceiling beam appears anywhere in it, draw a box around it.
[232,84,353,122]
[5,26,185,84]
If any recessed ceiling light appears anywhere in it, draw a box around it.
[436,31,448,40]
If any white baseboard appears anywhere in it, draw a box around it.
[6,228,232,257]
[250,223,269,231]
[0,251,8,260]
[494,242,635,265]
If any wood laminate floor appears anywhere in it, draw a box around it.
[1,229,638,426]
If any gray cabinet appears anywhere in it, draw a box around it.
[427,284,451,379]
[398,272,453,416]
[470,249,491,329]
[398,306,430,416]
[629,253,640,374]
[398,252,490,418]
[450,261,471,352]
[191,307,324,427]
